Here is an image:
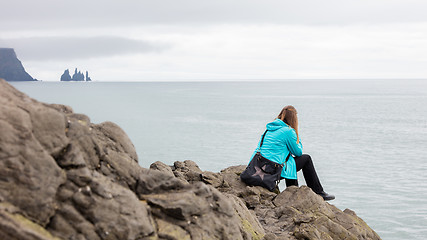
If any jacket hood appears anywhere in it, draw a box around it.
[266,119,288,131]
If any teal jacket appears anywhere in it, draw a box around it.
[251,119,303,180]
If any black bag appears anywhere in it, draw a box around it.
[240,130,291,192]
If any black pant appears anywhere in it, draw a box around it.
[285,154,324,194]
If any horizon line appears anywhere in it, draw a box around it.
[27,78,427,82]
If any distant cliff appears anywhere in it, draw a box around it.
[0,48,36,81]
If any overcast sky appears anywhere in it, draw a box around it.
[1,0,427,81]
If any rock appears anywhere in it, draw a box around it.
[72,68,84,81]
[0,79,381,240]
[149,161,175,178]
[217,165,277,209]
[0,48,35,81]
[155,218,190,240]
[201,171,223,188]
[30,103,69,155]
[0,203,60,240]
[269,186,380,239]
[224,193,265,239]
[85,71,91,81]
[172,160,203,183]
[170,160,381,240]
[60,69,72,81]
[0,98,67,226]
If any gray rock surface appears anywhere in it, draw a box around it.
[0,79,381,239]
[0,79,153,239]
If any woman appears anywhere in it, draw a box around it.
[250,105,335,201]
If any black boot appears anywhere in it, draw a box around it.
[317,191,335,201]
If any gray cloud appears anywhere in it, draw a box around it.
[1,0,427,31]
[2,0,426,80]
[0,36,170,61]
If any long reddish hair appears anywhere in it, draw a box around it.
[277,105,299,143]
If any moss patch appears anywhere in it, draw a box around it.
[239,216,264,240]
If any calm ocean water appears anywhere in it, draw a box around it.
[10,80,427,240]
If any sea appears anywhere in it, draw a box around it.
[10,79,427,240]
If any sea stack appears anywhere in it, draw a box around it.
[0,48,36,81]
[60,68,92,81]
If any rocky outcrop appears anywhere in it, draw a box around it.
[60,69,72,81]
[153,161,381,240]
[0,79,381,239]
[0,48,35,81]
[60,68,91,81]
[85,71,92,81]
